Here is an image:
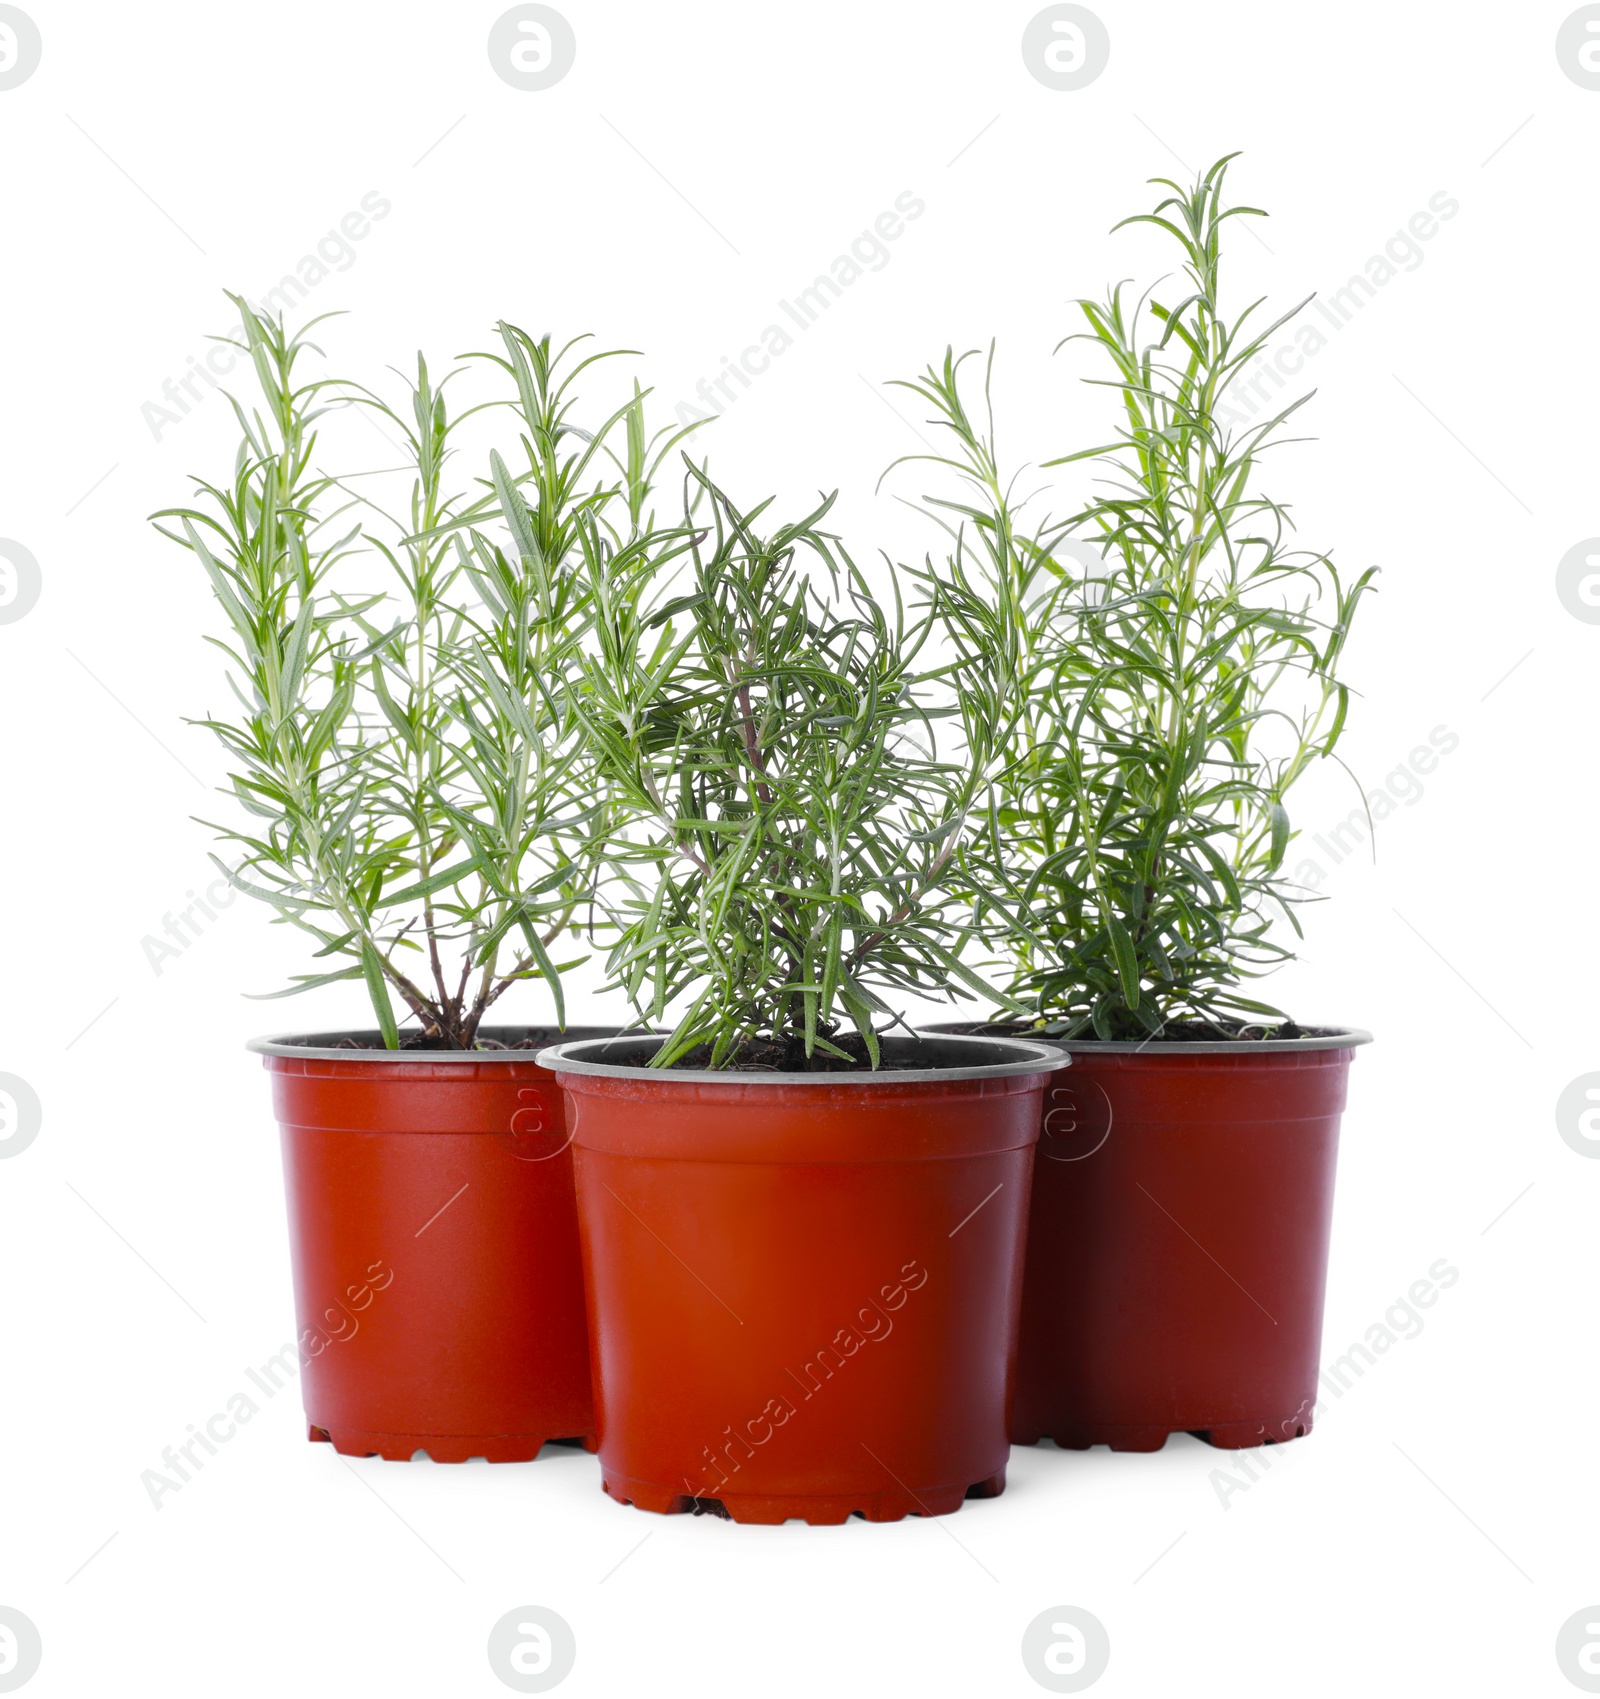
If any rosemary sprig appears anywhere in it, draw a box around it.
[894,156,1376,1039]
[552,462,1015,1067]
[155,303,689,1047]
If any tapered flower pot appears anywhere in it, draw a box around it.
[541,1033,1066,1524]
[923,1025,1370,1451]
[252,1027,625,1462]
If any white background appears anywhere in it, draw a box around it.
[0,1,1593,1694]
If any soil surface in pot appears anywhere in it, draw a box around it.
[325,1027,587,1053]
[937,1017,1314,1043]
[668,1031,938,1072]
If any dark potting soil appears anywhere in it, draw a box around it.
[939,1017,1309,1043]
[473,1031,568,1051]
[666,1032,930,1072]
[329,1029,568,1052]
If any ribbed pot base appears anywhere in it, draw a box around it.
[598,1465,1007,1525]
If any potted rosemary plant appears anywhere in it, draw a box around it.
[910,158,1374,1452]
[156,303,691,1461]
[538,468,1065,1523]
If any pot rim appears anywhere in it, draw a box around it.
[538,1031,1070,1084]
[919,1021,1372,1055]
[247,1024,642,1062]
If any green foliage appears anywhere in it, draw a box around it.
[894,156,1375,1038]
[554,464,1017,1067]
[162,156,1370,1064]
[154,302,691,1047]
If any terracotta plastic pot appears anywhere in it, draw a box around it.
[251,1026,626,1462]
[923,1025,1370,1451]
[542,1033,1067,1524]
